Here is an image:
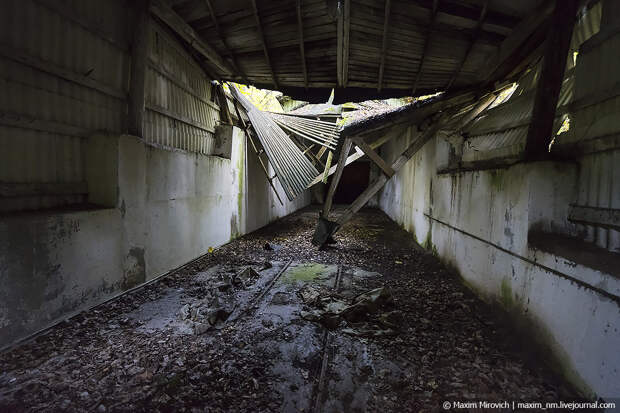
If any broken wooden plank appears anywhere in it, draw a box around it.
[351,136,394,177]
[315,91,500,245]
[322,138,352,218]
[322,151,333,184]
[308,125,407,187]
[524,0,578,160]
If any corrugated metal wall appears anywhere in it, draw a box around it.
[143,19,220,155]
[456,0,620,254]
[563,1,620,253]
[0,0,130,213]
[461,1,601,164]
[0,0,221,213]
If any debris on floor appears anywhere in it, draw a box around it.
[300,286,400,336]
[0,206,584,412]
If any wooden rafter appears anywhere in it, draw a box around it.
[524,0,578,160]
[150,0,235,76]
[203,0,248,82]
[412,0,439,95]
[483,0,555,84]
[314,91,499,247]
[445,0,488,91]
[250,0,279,89]
[351,136,394,177]
[377,0,392,92]
[336,0,343,87]
[342,0,351,87]
[296,0,308,89]
[322,138,353,218]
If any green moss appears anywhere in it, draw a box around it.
[500,277,514,309]
[489,170,504,191]
[282,263,333,283]
[231,135,244,239]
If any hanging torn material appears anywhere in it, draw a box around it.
[268,113,340,151]
[230,85,319,201]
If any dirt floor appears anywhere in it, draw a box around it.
[0,206,586,412]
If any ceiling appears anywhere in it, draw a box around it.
[155,0,549,102]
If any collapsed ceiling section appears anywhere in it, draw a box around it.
[230,85,321,200]
[153,0,551,103]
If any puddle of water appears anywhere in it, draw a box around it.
[281,263,337,283]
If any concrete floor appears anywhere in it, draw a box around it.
[0,206,584,412]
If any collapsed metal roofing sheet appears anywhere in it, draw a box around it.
[230,85,319,201]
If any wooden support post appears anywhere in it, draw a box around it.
[351,136,395,177]
[322,138,352,218]
[335,120,445,228]
[377,0,391,92]
[308,124,407,187]
[215,83,233,125]
[296,0,308,89]
[313,90,498,245]
[322,151,333,183]
[128,0,150,137]
[524,0,578,160]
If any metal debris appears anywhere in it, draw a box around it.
[268,112,340,151]
[230,85,319,200]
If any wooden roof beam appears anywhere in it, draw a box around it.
[296,0,308,89]
[412,0,439,96]
[150,0,235,77]
[445,0,488,91]
[377,0,392,92]
[251,0,279,90]
[203,0,248,82]
[483,0,555,84]
[343,0,351,87]
[524,0,578,160]
[337,0,343,87]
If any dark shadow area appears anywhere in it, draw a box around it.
[332,161,370,204]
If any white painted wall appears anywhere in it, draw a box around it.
[376,130,620,399]
[0,129,310,348]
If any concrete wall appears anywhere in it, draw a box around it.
[375,120,620,400]
[0,129,310,348]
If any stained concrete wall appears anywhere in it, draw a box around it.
[375,125,620,399]
[0,129,310,348]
